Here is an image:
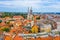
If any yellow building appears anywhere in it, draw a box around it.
[31,24,39,33]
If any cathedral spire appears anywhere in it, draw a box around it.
[27,7,33,20]
[28,7,32,14]
[30,7,32,14]
[28,7,29,13]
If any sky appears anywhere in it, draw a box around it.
[0,0,60,12]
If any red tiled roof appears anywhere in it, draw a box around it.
[13,16,24,19]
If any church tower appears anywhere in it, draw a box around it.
[27,7,33,20]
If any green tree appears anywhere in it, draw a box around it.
[2,28,10,32]
[0,20,2,23]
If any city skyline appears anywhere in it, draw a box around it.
[0,0,60,12]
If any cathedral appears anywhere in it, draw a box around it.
[27,7,33,20]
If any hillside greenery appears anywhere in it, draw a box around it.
[1,12,27,19]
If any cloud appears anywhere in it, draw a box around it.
[0,1,41,8]
[0,0,60,12]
